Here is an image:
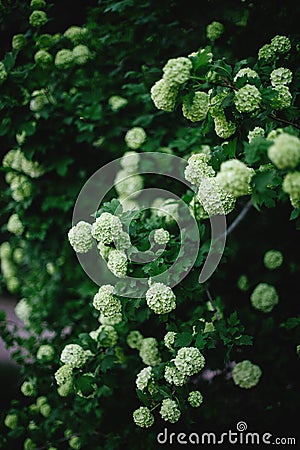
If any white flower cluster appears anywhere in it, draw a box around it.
[173,347,205,377]
[282,171,300,209]
[232,360,262,389]
[263,249,283,270]
[184,152,215,187]
[36,344,55,362]
[136,366,153,391]
[139,337,161,366]
[164,364,187,386]
[133,406,154,428]
[64,26,88,44]
[15,298,31,324]
[271,85,292,110]
[90,324,118,347]
[188,390,203,407]
[125,127,147,149]
[60,344,90,368]
[127,330,143,349]
[234,84,261,113]
[162,57,192,85]
[91,212,123,244]
[93,284,122,320]
[234,68,259,82]
[206,21,224,41]
[248,126,265,143]
[21,381,36,397]
[114,169,143,199]
[54,364,73,386]
[153,228,170,245]
[0,242,20,293]
[164,331,176,350]
[270,67,292,86]
[209,91,237,139]
[197,178,236,216]
[3,148,44,178]
[182,91,209,122]
[250,282,279,313]
[258,35,291,61]
[150,79,179,112]
[215,159,254,197]
[7,213,24,235]
[120,151,140,173]
[267,133,300,169]
[108,95,128,111]
[68,221,94,253]
[159,398,181,423]
[5,173,32,202]
[145,282,176,314]
[107,249,128,278]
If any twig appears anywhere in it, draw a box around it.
[268,114,300,131]
[226,199,252,236]
[206,288,221,320]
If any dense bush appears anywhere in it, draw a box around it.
[0,1,300,449]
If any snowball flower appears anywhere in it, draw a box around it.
[232,360,262,388]
[162,57,192,85]
[108,95,128,111]
[206,21,224,41]
[30,0,46,8]
[174,347,205,377]
[237,274,249,291]
[133,407,154,428]
[34,49,52,68]
[159,399,181,423]
[7,214,24,235]
[9,174,32,201]
[64,26,88,44]
[271,85,292,110]
[29,10,48,27]
[107,249,128,278]
[263,250,283,270]
[127,330,143,349]
[182,91,209,122]
[125,127,147,149]
[248,126,265,143]
[213,115,237,139]
[250,282,279,313]
[139,337,161,366]
[72,45,90,65]
[188,391,203,407]
[4,414,18,429]
[164,331,176,350]
[153,228,170,245]
[234,68,259,83]
[164,364,187,386]
[93,284,122,317]
[184,153,215,187]
[29,89,49,111]
[136,366,152,391]
[97,324,118,347]
[270,35,291,54]
[197,178,236,216]
[282,171,300,209]
[267,133,300,169]
[91,212,123,244]
[57,379,73,397]
[21,381,36,397]
[120,151,140,173]
[68,221,94,253]
[12,34,27,50]
[60,344,89,368]
[55,49,74,69]
[215,159,254,197]
[150,78,179,111]
[114,170,143,199]
[36,344,55,362]
[145,282,176,314]
[234,84,261,113]
[15,298,32,325]
[270,67,292,86]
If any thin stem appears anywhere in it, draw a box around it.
[226,199,252,236]
[206,288,221,320]
[268,114,300,130]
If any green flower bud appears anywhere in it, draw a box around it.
[29,10,48,27]
[12,34,27,50]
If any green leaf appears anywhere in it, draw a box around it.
[174,332,193,347]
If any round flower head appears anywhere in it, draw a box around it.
[209,90,231,118]
[98,324,118,347]
[98,312,122,326]
[4,414,18,429]
[248,126,265,143]
[282,171,300,208]
[57,379,73,397]
[54,49,74,69]
[40,403,51,418]
[136,366,152,391]
[162,57,192,85]
[93,284,122,318]
[153,228,170,245]
[133,407,154,428]
[164,364,187,386]
[164,331,176,350]
[174,347,205,377]
[250,282,279,313]
[12,34,27,50]
[114,170,143,199]
[29,10,48,27]
[197,178,236,216]
[9,174,32,201]
[232,360,262,388]
[234,84,261,113]
[182,91,209,122]
[69,436,81,450]
[215,159,254,197]
[184,153,215,187]
[270,67,292,86]
[115,231,131,251]
[24,438,36,450]
[64,26,88,44]
[263,250,283,270]
[30,0,46,9]
[36,344,55,362]
[159,398,181,423]
[206,21,224,41]
[91,212,123,244]
[271,85,292,110]
[267,133,300,169]
[60,344,89,368]
[7,213,24,235]
[145,282,176,314]
[29,89,49,112]
[15,298,32,325]
[107,249,128,278]
[72,45,90,65]
[234,68,260,83]
[34,49,52,68]
[213,114,237,139]
[97,242,111,260]
[120,151,140,173]
[237,274,249,291]
[127,330,143,349]
[139,337,161,366]
[270,35,291,54]
[21,381,36,397]
[150,78,179,111]
[108,95,128,111]
[188,390,203,407]
[68,221,94,253]
[125,127,146,149]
